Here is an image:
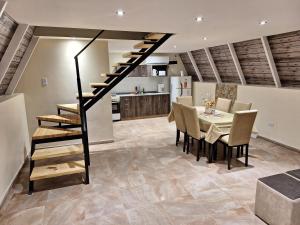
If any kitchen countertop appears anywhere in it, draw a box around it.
[112,92,170,97]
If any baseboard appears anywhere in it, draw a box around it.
[258,135,300,153]
[0,157,27,208]
[90,139,114,145]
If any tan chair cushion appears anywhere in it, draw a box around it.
[230,101,252,113]
[177,96,193,106]
[181,104,205,140]
[215,98,232,112]
[172,102,186,132]
[224,110,258,146]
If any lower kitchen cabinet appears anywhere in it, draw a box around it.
[120,94,170,120]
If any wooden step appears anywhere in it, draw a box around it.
[57,104,79,114]
[32,127,82,141]
[36,114,81,125]
[32,145,83,160]
[144,33,165,40]
[30,160,85,181]
[76,92,95,99]
[101,73,121,77]
[134,41,156,49]
[90,82,109,88]
[122,52,144,58]
[112,62,133,68]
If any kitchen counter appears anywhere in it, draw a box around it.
[112,92,170,97]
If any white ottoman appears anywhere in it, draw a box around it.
[255,171,300,225]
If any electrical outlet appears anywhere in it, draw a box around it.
[41,77,48,87]
[267,122,275,128]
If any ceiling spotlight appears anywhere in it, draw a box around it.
[173,45,177,49]
[116,9,125,16]
[203,37,207,41]
[195,16,203,22]
[259,20,268,25]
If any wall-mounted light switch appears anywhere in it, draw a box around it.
[41,77,48,87]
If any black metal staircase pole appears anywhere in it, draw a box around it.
[74,57,90,184]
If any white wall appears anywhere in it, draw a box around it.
[237,86,300,150]
[0,94,30,205]
[192,82,300,150]
[16,39,113,144]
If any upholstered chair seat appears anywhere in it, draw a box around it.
[215,98,232,112]
[219,110,258,169]
[230,101,252,113]
[172,102,188,152]
[181,104,206,161]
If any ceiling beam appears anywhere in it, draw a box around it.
[261,36,281,88]
[0,1,7,18]
[204,47,222,83]
[227,43,246,85]
[0,24,29,84]
[187,51,203,82]
[6,36,39,94]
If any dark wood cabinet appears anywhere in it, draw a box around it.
[120,94,170,120]
[128,65,152,77]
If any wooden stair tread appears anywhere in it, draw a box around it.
[101,73,121,77]
[134,41,155,49]
[123,52,144,58]
[112,62,133,67]
[76,92,95,99]
[32,145,83,160]
[32,127,82,140]
[36,114,80,125]
[90,82,109,88]
[144,33,165,40]
[57,104,79,114]
[30,160,85,181]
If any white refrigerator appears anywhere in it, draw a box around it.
[170,76,192,103]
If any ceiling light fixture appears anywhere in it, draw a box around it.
[259,20,268,26]
[173,45,177,49]
[203,37,207,41]
[195,16,203,22]
[116,9,125,16]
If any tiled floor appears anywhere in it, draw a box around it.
[1,117,300,225]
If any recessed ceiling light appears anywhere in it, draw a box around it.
[173,45,177,49]
[195,16,203,22]
[116,9,125,16]
[203,37,207,40]
[259,20,268,25]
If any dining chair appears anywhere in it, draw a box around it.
[176,96,193,106]
[218,110,258,170]
[230,101,252,113]
[181,104,206,161]
[172,102,188,152]
[215,98,232,112]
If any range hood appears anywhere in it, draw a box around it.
[144,56,169,65]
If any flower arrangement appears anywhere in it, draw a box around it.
[204,99,215,114]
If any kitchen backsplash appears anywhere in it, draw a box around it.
[111,76,170,94]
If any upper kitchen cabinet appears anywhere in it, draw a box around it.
[128,65,152,77]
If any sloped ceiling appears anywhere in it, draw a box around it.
[5,0,300,53]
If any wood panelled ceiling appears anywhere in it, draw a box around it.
[0,12,17,61]
[181,29,300,89]
[209,45,240,84]
[0,26,35,95]
[234,39,274,86]
[191,49,216,82]
[179,53,199,81]
[268,31,300,88]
